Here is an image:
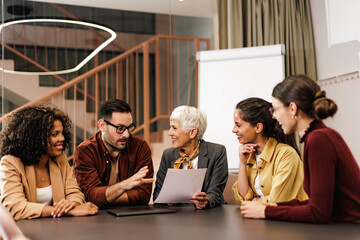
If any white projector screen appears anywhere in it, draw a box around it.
[197,45,285,171]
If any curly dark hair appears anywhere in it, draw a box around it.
[0,105,72,165]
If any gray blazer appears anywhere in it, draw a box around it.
[153,139,228,208]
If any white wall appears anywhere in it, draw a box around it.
[320,73,360,165]
[310,0,360,80]
[0,60,54,105]
[310,0,360,166]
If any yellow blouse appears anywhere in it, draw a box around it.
[232,137,308,204]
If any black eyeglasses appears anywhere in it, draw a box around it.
[103,119,136,134]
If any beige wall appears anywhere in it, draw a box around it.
[310,0,360,80]
[310,0,360,166]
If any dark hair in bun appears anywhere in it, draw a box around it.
[272,75,337,120]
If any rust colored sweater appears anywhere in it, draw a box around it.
[73,131,153,206]
[265,121,360,223]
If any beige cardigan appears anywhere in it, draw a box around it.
[0,154,84,220]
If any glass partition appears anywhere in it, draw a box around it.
[0,0,216,156]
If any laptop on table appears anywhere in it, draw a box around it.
[106,205,176,217]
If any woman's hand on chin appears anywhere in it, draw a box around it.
[238,144,257,164]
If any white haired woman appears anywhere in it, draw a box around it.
[153,106,228,209]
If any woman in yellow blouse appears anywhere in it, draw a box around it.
[0,105,98,220]
[232,98,307,204]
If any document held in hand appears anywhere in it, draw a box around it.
[154,168,207,204]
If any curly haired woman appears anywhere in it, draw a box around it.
[0,105,98,220]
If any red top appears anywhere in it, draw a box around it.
[73,131,153,206]
[265,121,360,222]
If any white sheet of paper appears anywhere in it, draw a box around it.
[154,168,207,204]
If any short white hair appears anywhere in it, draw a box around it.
[170,105,207,140]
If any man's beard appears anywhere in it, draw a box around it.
[103,135,128,151]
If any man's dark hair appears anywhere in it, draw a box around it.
[98,99,132,120]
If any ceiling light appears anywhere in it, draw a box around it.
[0,19,116,75]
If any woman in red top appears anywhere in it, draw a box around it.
[240,75,360,223]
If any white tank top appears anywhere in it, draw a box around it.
[36,185,53,205]
[254,155,265,198]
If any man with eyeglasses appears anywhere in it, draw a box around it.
[73,99,154,207]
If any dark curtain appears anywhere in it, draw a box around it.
[218,0,317,80]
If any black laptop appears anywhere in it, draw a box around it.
[107,205,177,217]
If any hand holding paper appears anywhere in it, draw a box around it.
[190,192,209,209]
[154,168,207,204]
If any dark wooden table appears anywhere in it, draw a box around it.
[16,205,360,240]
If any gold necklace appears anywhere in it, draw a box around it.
[34,166,46,182]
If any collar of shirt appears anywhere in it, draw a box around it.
[247,137,278,165]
